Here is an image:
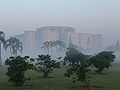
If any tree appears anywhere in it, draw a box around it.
[42,41,50,54]
[56,40,66,54]
[90,51,116,74]
[41,40,66,55]
[64,61,91,87]
[0,31,5,66]
[49,41,53,55]
[68,43,78,49]
[5,37,23,56]
[64,48,85,65]
[35,54,60,78]
[5,56,34,87]
[64,48,91,87]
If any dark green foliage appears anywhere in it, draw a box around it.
[0,63,120,90]
[64,63,91,87]
[98,51,115,62]
[5,56,34,87]
[90,51,116,74]
[64,48,86,65]
[64,48,91,87]
[35,54,60,78]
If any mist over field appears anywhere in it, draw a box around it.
[0,0,120,62]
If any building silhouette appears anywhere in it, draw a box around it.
[15,26,102,55]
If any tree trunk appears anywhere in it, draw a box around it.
[47,48,49,55]
[10,47,12,56]
[43,71,48,78]
[51,47,53,56]
[43,47,46,54]
[0,43,2,66]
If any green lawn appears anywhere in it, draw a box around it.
[0,62,120,90]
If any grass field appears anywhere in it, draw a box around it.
[0,62,120,90]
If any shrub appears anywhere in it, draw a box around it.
[35,54,60,78]
[5,56,34,87]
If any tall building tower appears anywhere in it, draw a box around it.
[14,26,102,56]
[36,26,75,45]
[24,31,36,56]
[67,32,102,53]
[36,29,59,52]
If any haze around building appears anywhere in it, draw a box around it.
[0,0,120,47]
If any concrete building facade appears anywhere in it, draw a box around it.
[67,32,102,53]
[36,29,59,51]
[24,31,36,56]
[15,26,102,55]
[37,26,75,45]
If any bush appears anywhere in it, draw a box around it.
[5,56,34,87]
[64,62,91,87]
[35,54,60,78]
[90,51,116,74]
[64,48,91,87]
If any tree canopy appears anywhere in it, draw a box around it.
[90,51,116,74]
[5,56,34,87]
[64,48,86,65]
[35,54,60,78]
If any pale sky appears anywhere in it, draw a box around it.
[0,0,120,47]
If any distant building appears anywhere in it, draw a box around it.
[15,26,102,55]
[24,31,36,56]
[36,29,59,51]
[67,32,102,53]
[37,26,75,32]
[37,26,75,45]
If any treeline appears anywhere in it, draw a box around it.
[41,40,66,55]
[5,47,115,88]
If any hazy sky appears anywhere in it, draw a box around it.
[0,0,120,47]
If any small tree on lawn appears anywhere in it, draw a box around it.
[64,62,91,87]
[90,51,116,74]
[35,54,60,78]
[64,48,85,65]
[5,56,34,87]
[64,47,91,87]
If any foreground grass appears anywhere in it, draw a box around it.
[0,62,120,90]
